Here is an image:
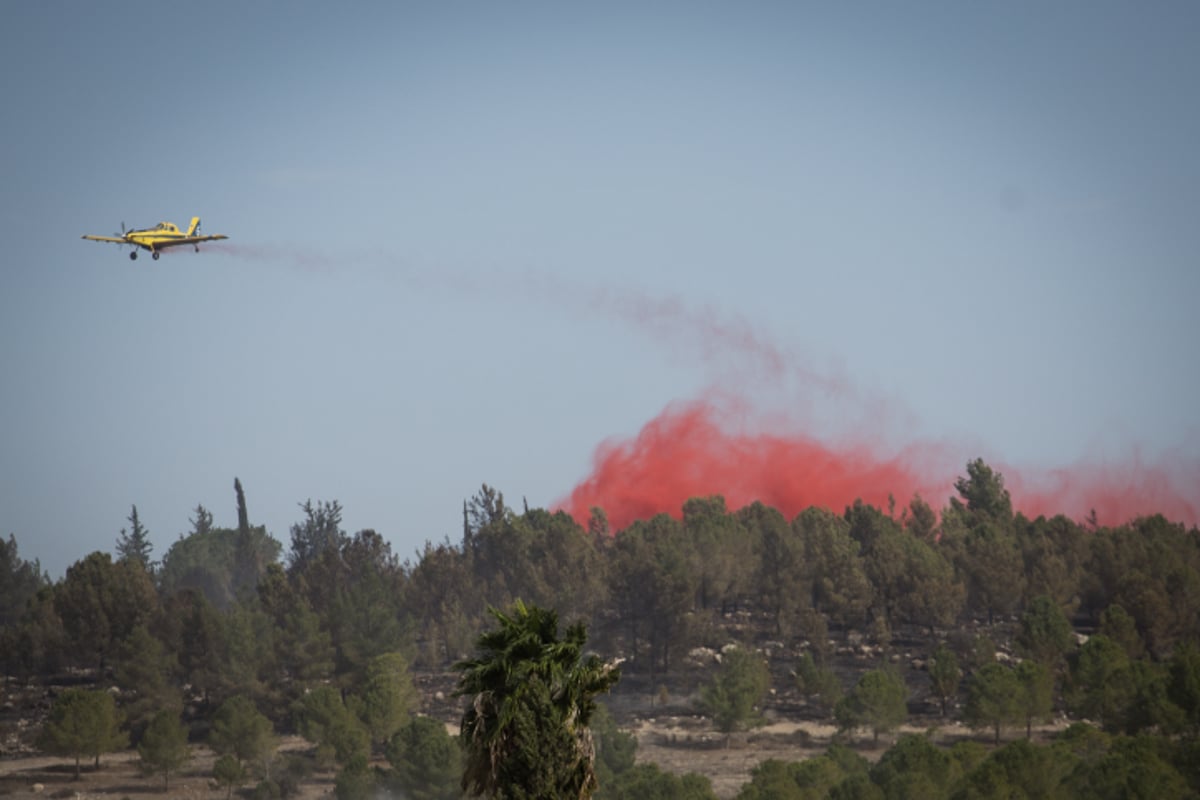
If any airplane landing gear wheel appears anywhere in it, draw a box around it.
[130,251,137,260]
[152,251,160,260]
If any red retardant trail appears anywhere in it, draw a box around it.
[206,243,1199,528]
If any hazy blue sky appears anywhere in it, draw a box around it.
[3,2,1198,578]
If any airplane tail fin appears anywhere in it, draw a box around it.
[187,217,201,236]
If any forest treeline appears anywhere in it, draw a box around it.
[2,460,1199,703]
[2,460,1200,798]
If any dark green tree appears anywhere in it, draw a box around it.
[796,507,871,628]
[113,624,183,743]
[609,515,693,685]
[590,703,636,791]
[1167,643,1200,734]
[835,668,908,745]
[54,551,158,672]
[455,600,621,799]
[352,650,418,749]
[844,501,905,630]
[191,503,214,536]
[1120,660,1182,735]
[0,584,65,681]
[601,763,717,800]
[1068,635,1133,731]
[521,506,609,625]
[828,772,884,800]
[682,495,752,613]
[235,478,250,534]
[794,652,843,716]
[289,498,346,572]
[743,502,804,637]
[218,602,277,707]
[324,529,412,682]
[256,562,335,694]
[953,738,1074,800]
[964,663,1020,744]
[297,685,370,768]
[158,518,281,611]
[927,644,960,718]
[892,534,964,633]
[735,754,854,800]
[1014,660,1054,739]
[386,714,464,800]
[36,688,127,778]
[869,734,955,800]
[699,646,771,734]
[956,522,1025,624]
[951,459,1013,521]
[209,695,275,775]
[0,533,47,628]
[115,504,154,570]
[1082,515,1200,656]
[465,484,508,542]
[1015,595,1075,669]
[213,753,246,800]
[137,709,190,790]
[157,589,223,704]
[335,753,377,800]
[1098,603,1145,660]
[904,494,939,542]
[406,538,476,668]
[1017,514,1087,613]
[1061,734,1189,799]
[231,478,270,598]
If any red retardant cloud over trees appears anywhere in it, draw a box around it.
[557,399,951,531]
[556,398,1200,532]
[1004,460,1198,528]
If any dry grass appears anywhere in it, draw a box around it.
[0,737,335,800]
[0,715,1070,799]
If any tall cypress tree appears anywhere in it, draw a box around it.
[234,478,250,536]
[232,478,264,598]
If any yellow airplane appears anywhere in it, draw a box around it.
[82,217,228,260]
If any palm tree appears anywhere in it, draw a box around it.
[455,600,620,799]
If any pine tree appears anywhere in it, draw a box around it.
[36,688,127,778]
[115,504,154,570]
[138,710,190,790]
[699,646,770,733]
[213,754,246,800]
[928,644,961,718]
[354,652,418,749]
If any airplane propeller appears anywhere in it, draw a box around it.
[111,222,132,257]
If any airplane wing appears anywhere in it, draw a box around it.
[81,235,128,244]
[160,234,229,247]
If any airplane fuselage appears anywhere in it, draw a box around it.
[127,222,189,253]
[82,217,227,260]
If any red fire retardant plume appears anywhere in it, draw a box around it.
[1005,461,1199,527]
[557,400,1200,531]
[557,399,949,531]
